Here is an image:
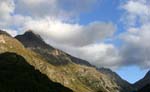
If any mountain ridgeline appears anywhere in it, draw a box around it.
[0,30,149,92]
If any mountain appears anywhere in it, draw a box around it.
[16,30,94,67]
[67,54,134,92]
[15,31,120,92]
[0,52,73,92]
[0,30,136,92]
[134,70,150,91]
[0,30,73,92]
[69,55,134,92]
[67,55,134,92]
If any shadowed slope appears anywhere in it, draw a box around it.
[0,52,73,92]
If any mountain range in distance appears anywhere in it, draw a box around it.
[0,29,149,92]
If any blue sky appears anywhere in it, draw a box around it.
[79,0,121,24]
[117,66,149,83]
[0,0,150,83]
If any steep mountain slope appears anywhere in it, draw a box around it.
[15,31,120,92]
[0,52,73,92]
[67,53,134,92]
[66,55,134,92]
[69,55,134,92]
[98,68,134,92]
[134,70,150,91]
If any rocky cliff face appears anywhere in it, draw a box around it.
[15,31,120,92]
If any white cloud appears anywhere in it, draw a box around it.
[123,1,149,15]
[1,28,18,37]
[18,17,119,69]
[15,0,59,17]
[0,0,15,21]
[119,0,150,69]
[23,18,116,46]
[15,0,98,19]
[121,0,150,26]
[0,0,99,30]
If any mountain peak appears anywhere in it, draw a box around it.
[23,30,43,40]
[15,30,53,49]
[25,30,36,34]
